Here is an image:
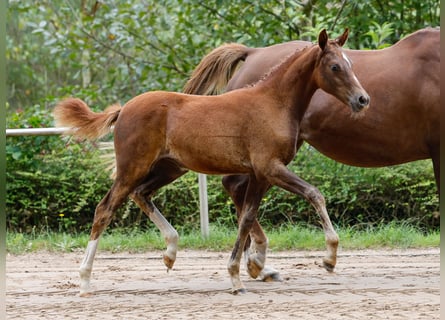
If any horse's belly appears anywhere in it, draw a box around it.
[301,131,430,167]
[300,88,437,167]
[167,136,252,175]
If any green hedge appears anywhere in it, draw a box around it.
[6,106,439,233]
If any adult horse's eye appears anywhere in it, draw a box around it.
[331,64,340,72]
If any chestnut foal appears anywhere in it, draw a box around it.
[54,29,369,295]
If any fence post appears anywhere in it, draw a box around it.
[198,173,209,238]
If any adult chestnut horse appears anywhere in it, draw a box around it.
[54,29,369,295]
[183,27,440,281]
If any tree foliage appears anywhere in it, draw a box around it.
[6,0,440,233]
[7,0,440,109]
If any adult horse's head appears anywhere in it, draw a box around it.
[315,29,370,112]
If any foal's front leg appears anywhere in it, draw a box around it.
[227,176,270,294]
[246,224,282,282]
[266,163,339,271]
[222,175,281,281]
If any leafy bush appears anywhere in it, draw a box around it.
[259,145,439,231]
[6,103,107,232]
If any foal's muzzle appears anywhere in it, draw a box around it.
[351,93,370,112]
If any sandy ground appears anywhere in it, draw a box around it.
[6,248,439,319]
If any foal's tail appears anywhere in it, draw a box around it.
[53,98,121,140]
[183,43,250,95]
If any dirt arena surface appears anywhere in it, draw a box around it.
[6,248,439,319]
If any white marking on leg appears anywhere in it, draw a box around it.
[306,186,338,270]
[228,255,244,293]
[319,208,339,270]
[149,206,179,269]
[79,239,99,296]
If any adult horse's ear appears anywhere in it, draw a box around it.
[335,28,349,47]
[318,29,328,51]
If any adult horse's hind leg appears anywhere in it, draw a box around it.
[222,175,281,281]
[79,181,134,296]
[265,162,339,272]
[431,147,440,193]
[130,159,188,269]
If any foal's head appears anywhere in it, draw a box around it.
[314,29,370,112]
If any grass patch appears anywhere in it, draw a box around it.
[6,222,439,255]
[269,222,439,251]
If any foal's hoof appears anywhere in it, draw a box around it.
[231,287,248,295]
[321,259,336,272]
[163,254,175,270]
[79,291,93,298]
[247,260,262,279]
[260,266,283,282]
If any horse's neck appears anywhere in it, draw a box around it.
[256,45,319,120]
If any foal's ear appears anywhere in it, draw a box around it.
[318,29,328,51]
[335,28,349,47]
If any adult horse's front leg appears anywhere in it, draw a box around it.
[266,163,339,271]
[222,175,281,281]
[227,175,270,294]
[431,147,440,193]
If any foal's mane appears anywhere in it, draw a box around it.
[247,44,314,89]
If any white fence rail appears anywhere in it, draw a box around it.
[6,127,210,237]
[6,127,70,136]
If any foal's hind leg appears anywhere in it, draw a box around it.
[130,160,187,270]
[79,181,133,296]
[79,134,162,296]
[265,162,339,272]
[222,175,281,281]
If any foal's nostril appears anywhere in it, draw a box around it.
[359,95,370,107]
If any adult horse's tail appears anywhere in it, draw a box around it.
[183,43,249,95]
[54,98,121,140]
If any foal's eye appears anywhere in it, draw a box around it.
[331,64,340,72]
